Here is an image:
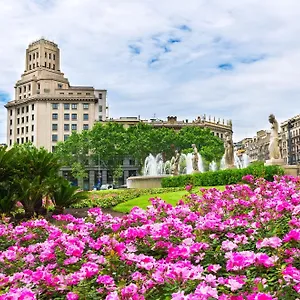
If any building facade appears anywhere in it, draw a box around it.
[280,115,300,165]
[240,130,270,162]
[5,38,107,152]
[106,115,233,139]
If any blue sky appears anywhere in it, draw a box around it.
[1,0,300,143]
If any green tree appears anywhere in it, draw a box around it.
[55,130,91,181]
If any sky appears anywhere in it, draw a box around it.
[0,0,300,143]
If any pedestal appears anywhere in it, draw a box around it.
[283,165,299,176]
[264,159,285,166]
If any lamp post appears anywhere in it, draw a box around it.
[287,120,295,165]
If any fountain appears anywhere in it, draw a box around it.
[127,149,251,188]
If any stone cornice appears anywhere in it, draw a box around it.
[5,96,97,108]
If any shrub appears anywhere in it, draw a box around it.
[161,164,284,187]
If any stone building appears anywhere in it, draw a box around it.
[107,115,233,139]
[241,130,270,162]
[5,38,107,152]
[280,115,300,165]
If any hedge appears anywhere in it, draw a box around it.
[161,164,285,187]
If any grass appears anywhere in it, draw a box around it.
[113,185,225,213]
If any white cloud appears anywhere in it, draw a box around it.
[1,0,300,142]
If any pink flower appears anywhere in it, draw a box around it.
[185,185,192,192]
[66,292,79,300]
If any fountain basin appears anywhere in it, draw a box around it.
[127,175,169,189]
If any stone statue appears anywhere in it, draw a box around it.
[268,114,281,160]
[224,132,235,169]
[171,150,180,175]
[192,144,199,172]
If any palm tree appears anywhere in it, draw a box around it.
[50,179,87,215]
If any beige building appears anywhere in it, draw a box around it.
[280,115,300,165]
[107,115,233,139]
[5,38,107,152]
[241,130,270,162]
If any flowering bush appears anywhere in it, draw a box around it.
[0,175,300,299]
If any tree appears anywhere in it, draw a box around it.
[90,122,128,169]
[55,130,91,181]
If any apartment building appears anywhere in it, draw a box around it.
[5,38,107,152]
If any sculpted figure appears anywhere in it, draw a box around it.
[192,144,199,172]
[224,132,235,168]
[171,150,180,175]
[268,114,281,159]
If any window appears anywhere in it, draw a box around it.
[32,125,34,131]
[99,93,102,99]
[64,103,70,109]
[52,103,59,109]
[26,137,28,143]
[49,53,51,59]
[9,129,12,135]
[52,124,58,131]
[83,103,89,109]
[21,127,24,134]
[64,124,70,131]
[19,87,21,94]
[28,84,31,91]
[71,114,77,120]
[23,86,26,93]
[31,136,34,142]
[29,65,31,70]
[24,95,26,99]
[99,105,103,112]
[83,114,89,121]
[71,124,77,131]
[33,63,35,68]
[52,146,56,152]
[17,108,20,114]
[83,124,89,130]
[48,63,51,68]
[26,106,29,113]
[36,62,39,67]
[21,117,24,123]
[45,52,47,58]
[10,110,12,116]
[29,54,31,61]
[53,54,55,60]
[19,96,21,99]
[71,104,77,109]
[10,120,12,125]
[52,113,58,120]
[58,83,63,89]
[77,92,82,95]
[26,116,29,122]
[17,118,20,124]
[36,52,39,58]
[69,92,73,95]
[9,140,12,146]
[26,126,28,133]
[52,134,58,142]
[129,159,135,166]
[64,135,69,141]
[32,115,34,121]
[64,113,70,120]
[53,64,55,70]
[17,128,20,134]
[99,116,103,121]
[37,83,40,90]
[33,53,35,59]
[32,104,34,110]
[86,93,91,95]
[17,138,19,144]
[60,92,64,95]
[21,137,24,144]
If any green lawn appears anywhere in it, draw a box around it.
[113,186,225,213]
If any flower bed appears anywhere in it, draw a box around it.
[0,175,300,299]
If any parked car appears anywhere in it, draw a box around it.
[99,184,114,190]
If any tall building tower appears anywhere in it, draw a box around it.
[5,38,107,152]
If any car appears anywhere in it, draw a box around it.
[99,184,114,190]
